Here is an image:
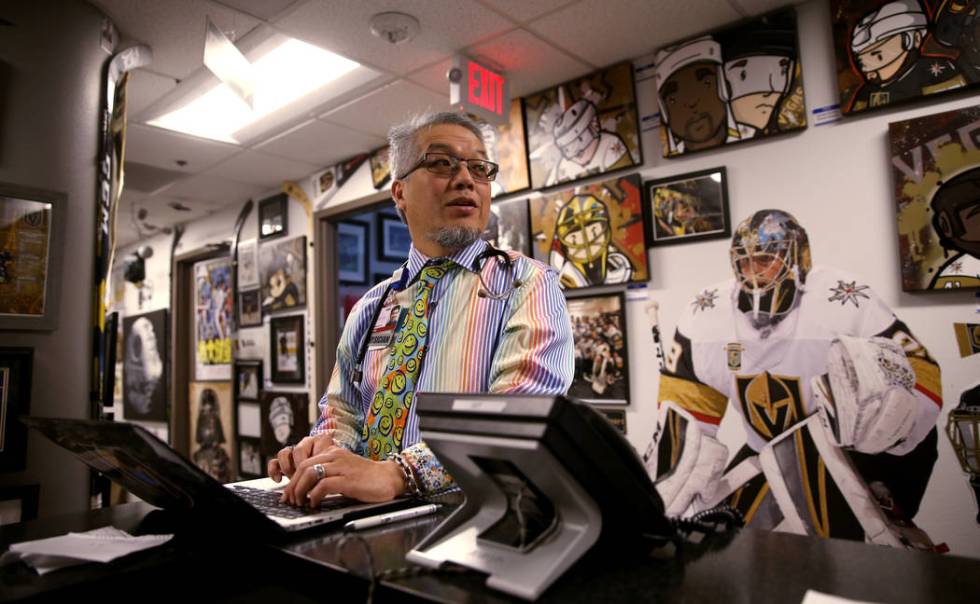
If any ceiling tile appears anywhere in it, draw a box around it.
[256,119,387,165]
[126,69,178,117]
[117,191,210,246]
[467,28,591,96]
[160,173,267,207]
[124,161,187,193]
[90,0,261,79]
[205,149,320,187]
[528,0,742,67]
[126,124,240,173]
[477,0,580,23]
[275,0,514,75]
[217,0,301,20]
[319,80,449,137]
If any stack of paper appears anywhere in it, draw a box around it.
[0,526,173,575]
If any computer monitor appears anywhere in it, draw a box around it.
[407,393,672,600]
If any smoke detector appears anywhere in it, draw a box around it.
[369,12,420,45]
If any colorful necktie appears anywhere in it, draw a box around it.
[363,259,453,460]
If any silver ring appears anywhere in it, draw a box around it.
[313,463,326,481]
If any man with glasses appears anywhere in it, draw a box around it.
[269,112,574,506]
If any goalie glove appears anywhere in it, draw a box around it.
[813,335,918,455]
[644,401,728,517]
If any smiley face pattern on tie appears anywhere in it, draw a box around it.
[363,259,454,460]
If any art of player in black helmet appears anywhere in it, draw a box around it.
[847,0,966,113]
[927,165,980,288]
[946,382,980,524]
[644,209,944,548]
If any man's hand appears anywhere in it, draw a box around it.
[267,433,336,482]
[280,447,407,506]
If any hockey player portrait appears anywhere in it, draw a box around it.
[644,209,943,548]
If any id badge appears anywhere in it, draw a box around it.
[367,304,402,350]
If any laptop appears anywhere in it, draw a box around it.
[21,417,407,537]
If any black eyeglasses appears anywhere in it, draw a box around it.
[398,152,499,182]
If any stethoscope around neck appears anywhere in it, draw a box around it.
[352,244,522,388]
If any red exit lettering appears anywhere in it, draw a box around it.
[467,61,505,116]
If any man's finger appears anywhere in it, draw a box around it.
[308,476,347,508]
[277,447,296,478]
[267,458,283,482]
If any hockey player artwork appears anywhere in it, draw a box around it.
[529,173,648,289]
[643,209,946,549]
[946,383,980,524]
[655,8,806,158]
[523,62,641,189]
[469,99,531,198]
[193,257,233,381]
[481,197,531,256]
[645,167,732,246]
[566,292,631,405]
[832,1,979,116]
[890,105,980,290]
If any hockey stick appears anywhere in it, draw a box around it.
[645,300,665,372]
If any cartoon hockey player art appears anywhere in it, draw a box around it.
[644,209,943,548]
[847,0,966,112]
[946,383,980,524]
[544,91,633,187]
[927,166,980,288]
[549,194,633,288]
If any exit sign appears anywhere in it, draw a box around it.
[450,56,510,125]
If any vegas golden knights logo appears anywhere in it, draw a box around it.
[726,343,744,371]
[735,372,805,441]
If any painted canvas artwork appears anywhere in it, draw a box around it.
[481,197,531,255]
[122,309,168,422]
[189,381,235,483]
[655,8,805,157]
[193,257,233,381]
[258,235,307,312]
[470,98,531,197]
[529,173,648,289]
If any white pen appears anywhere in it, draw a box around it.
[343,503,439,531]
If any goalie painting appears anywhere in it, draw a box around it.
[890,104,980,291]
[643,209,943,546]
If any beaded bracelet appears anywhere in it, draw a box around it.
[388,452,422,497]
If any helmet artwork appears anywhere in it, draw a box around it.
[553,96,600,162]
[555,194,612,283]
[946,383,980,524]
[730,209,812,328]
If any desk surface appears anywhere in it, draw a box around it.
[4,502,980,603]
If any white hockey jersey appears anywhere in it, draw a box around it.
[659,266,942,454]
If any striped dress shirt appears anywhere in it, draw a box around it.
[313,238,574,493]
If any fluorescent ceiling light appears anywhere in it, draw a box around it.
[149,39,360,143]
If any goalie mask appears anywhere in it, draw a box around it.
[555,194,613,283]
[730,209,812,329]
[947,383,980,523]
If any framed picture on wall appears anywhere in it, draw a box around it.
[529,173,648,289]
[238,289,262,327]
[370,146,392,189]
[193,257,232,381]
[0,347,32,472]
[378,214,412,262]
[270,314,305,384]
[0,182,66,331]
[237,436,263,480]
[0,484,40,525]
[258,193,288,240]
[468,98,531,198]
[644,167,731,246]
[259,391,310,457]
[188,381,236,483]
[337,221,368,285]
[122,309,169,422]
[234,360,262,402]
[258,235,307,313]
[565,291,630,405]
[237,238,259,289]
[482,197,531,256]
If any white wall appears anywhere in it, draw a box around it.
[112,0,980,557]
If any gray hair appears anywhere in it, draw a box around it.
[387,111,485,180]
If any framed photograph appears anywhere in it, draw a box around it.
[235,360,262,402]
[565,292,630,405]
[238,289,262,327]
[337,220,368,284]
[270,314,305,384]
[832,1,980,116]
[469,98,531,198]
[523,62,642,189]
[0,484,40,525]
[258,235,307,313]
[259,391,310,457]
[0,347,33,472]
[122,309,168,422]
[593,406,626,434]
[377,214,412,262]
[193,257,233,381]
[258,193,288,240]
[188,381,236,483]
[890,105,980,291]
[530,173,648,289]
[645,167,731,246]
[654,8,805,157]
[482,197,531,255]
[0,182,66,331]
[237,436,263,480]
[237,238,259,289]
[370,145,392,189]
